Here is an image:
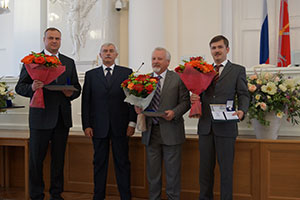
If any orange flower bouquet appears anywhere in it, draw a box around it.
[21,52,65,108]
[175,56,216,118]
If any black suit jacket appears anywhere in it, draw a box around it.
[15,53,81,129]
[197,61,250,137]
[81,65,137,138]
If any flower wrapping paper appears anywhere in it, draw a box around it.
[25,63,65,108]
[177,64,215,118]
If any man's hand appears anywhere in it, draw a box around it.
[32,80,44,91]
[84,127,93,137]
[233,110,244,120]
[127,126,135,136]
[134,106,143,114]
[190,93,200,104]
[62,89,74,97]
[163,110,175,121]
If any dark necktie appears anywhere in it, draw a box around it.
[213,64,222,85]
[152,75,162,124]
[105,68,112,83]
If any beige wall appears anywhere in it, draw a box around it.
[119,5,129,67]
[119,0,222,68]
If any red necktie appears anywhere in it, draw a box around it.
[213,64,222,85]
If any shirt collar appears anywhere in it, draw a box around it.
[153,69,167,79]
[44,49,59,57]
[214,60,228,67]
[103,64,115,71]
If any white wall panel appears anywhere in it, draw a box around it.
[242,0,262,20]
[242,30,260,68]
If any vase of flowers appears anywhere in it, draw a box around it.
[247,70,300,139]
[0,79,15,112]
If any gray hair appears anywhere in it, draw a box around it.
[100,42,119,53]
[153,47,171,61]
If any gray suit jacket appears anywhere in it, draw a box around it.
[142,70,190,146]
[197,61,250,137]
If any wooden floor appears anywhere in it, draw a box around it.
[0,187,147,200]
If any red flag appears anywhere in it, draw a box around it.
[277,0,291,67]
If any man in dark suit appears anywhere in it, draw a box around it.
[15,27,81,200]
[135,47,190,200]
[191,35,250,200]
[81,43,137,200]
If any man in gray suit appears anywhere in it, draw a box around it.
[135,47,190,200]
[191,35,249,200]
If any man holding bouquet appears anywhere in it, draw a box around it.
[15,27,81,200]
[81,43,137,200]
[191,35,249,200]
[135,47,190,200]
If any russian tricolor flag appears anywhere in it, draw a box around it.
[260,0,269,64]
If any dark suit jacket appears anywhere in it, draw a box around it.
[15,53,81,129]
[81,65,137,138]
[142,70,190,146]
[197,61,250,137]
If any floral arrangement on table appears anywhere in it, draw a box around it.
[0,79,15,112]
[21,52,65,109]
[175,56,216,118]
[121,73,159,131]
[247,70,300,126]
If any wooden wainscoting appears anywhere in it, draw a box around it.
[260,141,300,200]
[0,146,4,187]
[2,132,300,200]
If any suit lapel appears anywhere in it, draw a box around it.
[109,65,122,86]
[56,53,65,84]
[160,70,171,102]
[96,66,109,88]
[218,61,232,82]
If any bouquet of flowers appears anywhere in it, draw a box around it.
[247,71,300,126]
[121,73,158,110]
[175,56,216,118]
[121,73,159,131]
[0,79,15,112]
[21,52,65,108]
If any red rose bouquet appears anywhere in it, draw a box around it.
[175,56,216,118]
[121,73,158,110]
[21,52,65,108]
[121,73,159,131]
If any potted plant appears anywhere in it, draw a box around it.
[0,80,15,112]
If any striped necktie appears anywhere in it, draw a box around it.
[213,64,222,85]
[152,75,162,124]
